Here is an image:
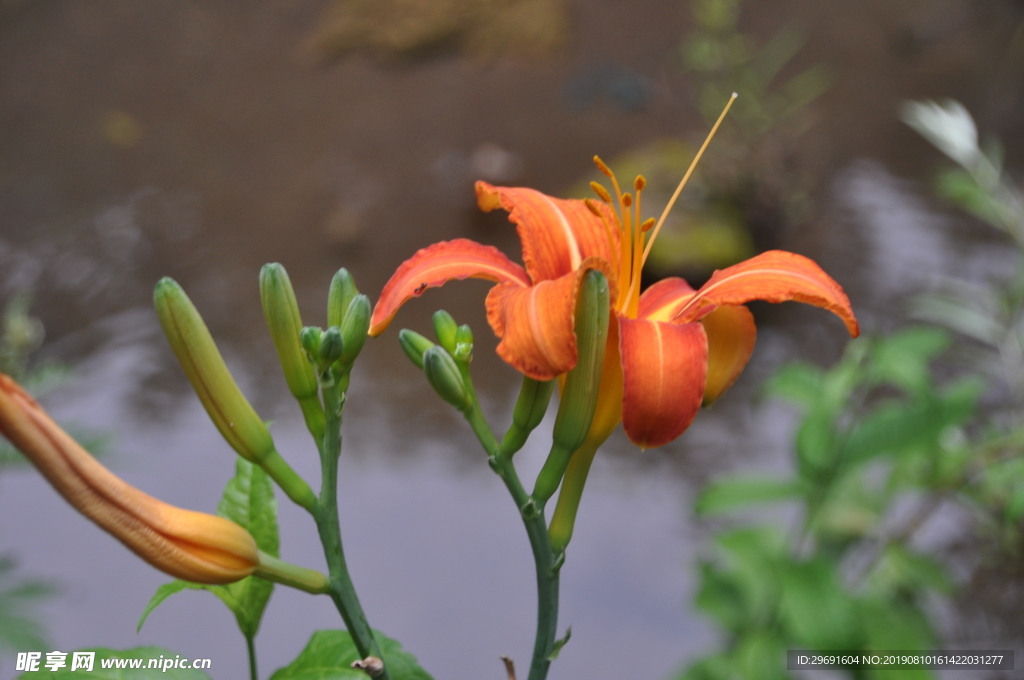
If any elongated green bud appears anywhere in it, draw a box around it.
[532,270,609,506]
[423,346,470,411]
[399,329,434,369]
[154,278,316,509]
[453,323,474,362]
[327,268,358,329]
[339,295,370,365]
[318,327,344,365]
[259,264,324,441]
[155,278,276,463]
[260,264,318,400]
[433,310,458,352]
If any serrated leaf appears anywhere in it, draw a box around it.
[696,476,804,515]
[269,630,433,680]
[15,646,213,679]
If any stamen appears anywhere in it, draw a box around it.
[586,198,619,261]
[633,175,646,192]
[589,181,613,204]
[621,193,633,208]
[583,198,603,216]
[593,155,614,179]
[640,217,655,232]
[641,93,737,266]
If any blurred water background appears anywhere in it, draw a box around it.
[0,0,1023,678]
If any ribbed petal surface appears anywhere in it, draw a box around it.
[370,238,530,336]
[673,250,860,336]
[619,318,708,449]
[476,181,620,287]
[486,257,615,381]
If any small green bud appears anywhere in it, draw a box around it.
[423,345,470,411]
[432,310,458,352]
[300,326,323,357]
[154,278,276,464]
[318,326,344,366]
[327,269,359,329]
[399,329,435,369]
[259,264,319,402]
[513,378,555,432]
[339,294,370,364]
[453,323,474,362]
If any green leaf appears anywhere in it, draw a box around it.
[695,476,804,515]
[214,459,279,638]
[547,627,571,661]
[269,630,433,680]
[778,558,861,650]
[137,581,205,632]
[764,362,823,409]
[868,327,950,394]
[15,646,213,679]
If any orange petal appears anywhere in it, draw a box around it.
[369,238,530,336]
[486,257,615,381]
[674,250,860,337]
[619,317,708,449]
[476,181,620,287]
[637,277,697,322]
[701,305,757,405]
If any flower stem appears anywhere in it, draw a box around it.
[245,633,258,680]
[464,384,561,680]
[313,378,391,680]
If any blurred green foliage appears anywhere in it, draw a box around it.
[679,99,1024,678]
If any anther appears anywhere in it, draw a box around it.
[589,181,613,203]
[634,175,646,192]
[640,217,656,232]
[592,155,614,179]
[583,198,603,216]
[621,193,632,208]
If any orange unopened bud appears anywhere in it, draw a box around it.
[0,374,258,585]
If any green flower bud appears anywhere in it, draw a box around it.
[327,268,359,329]
[453,323,474,362]
[532,269,609,506]
[339,294,370,365]
[399,329,434,369]
[432,310,458,352]
[423,345,470,411]
[300,326,323,358]
[259,264,318,399]
[513,378,555,433]
[155,278,276,464]
[154,279,316,509]
[318,326,344,366]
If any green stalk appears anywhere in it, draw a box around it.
[245,633,258,680]
[547,439,600,553]
[463,381,561,680]
[312,378,391,680]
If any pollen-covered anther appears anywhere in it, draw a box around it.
[640,217,656,232]
[584,198,603,217]
[633,175,646,192]
[593,155,614,178]
[621,193,633,208]
[589,181,613,204]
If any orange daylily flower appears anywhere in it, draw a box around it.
[371,165,858,450]
[0,373,259,585]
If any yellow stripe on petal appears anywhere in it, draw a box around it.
[476,181,620,287]
[674,250,860,336]
[486,258,615,381]
[369,238,530,337]
[637,277,697,322]
[619,318,708,449]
